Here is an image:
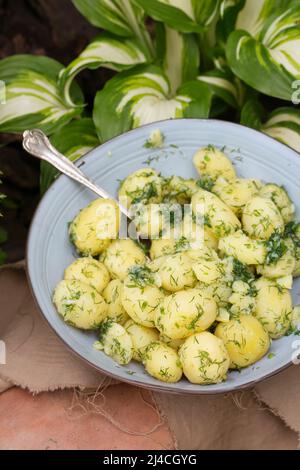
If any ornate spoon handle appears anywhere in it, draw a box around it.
[23,129,131,219]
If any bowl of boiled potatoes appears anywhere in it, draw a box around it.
[28,119,300,394]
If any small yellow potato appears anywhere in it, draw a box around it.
[133,204,163,239]
[242,196,284,239]
[94,321,133,365]
[158,252,196,292]
[192,189,241,238]
[179,332,230,384]
[259,184,295,223]
[215,315,270,369]
[257,239,295,278]
[193,146,236,181]
[124,319,159,362]
[69,199,120,256]
[254,277,293,338]
[189,247,223,285]
[163,176,197,204]
[219,230,267,265]
[102,239,146,280]
[143,341,182,383]
[53,279,108,330]
[64,257,110,293]
[213,177,261,215]
[159,334,185,351]
[122,266,164,327]
[102,279,130,324]
[155,288,217,339]
[118,168,163,208]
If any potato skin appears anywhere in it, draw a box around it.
[242,196,284,239]
[102,239,146,280]
[69,199,120,256]
[254,278,293,338]
[64,257,110,293]
[122,281,164,328]
[219,230,266,265]
[143,341,182,383]
[155,288,217,339]
[102,279,130,324]
[193,146,236,181]
[53,279,108,330]
[118,168,163,208]
[192,189,241,238]
[213,178,261,215]
[158,252,196,292]
[179,332,230,384]
[124,319,159,362]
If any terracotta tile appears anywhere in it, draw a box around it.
[0,385,173,450]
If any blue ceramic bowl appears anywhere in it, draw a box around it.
[27,119,300,394]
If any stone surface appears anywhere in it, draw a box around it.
[0,385,173,450]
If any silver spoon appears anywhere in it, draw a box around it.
[22,128,132,220]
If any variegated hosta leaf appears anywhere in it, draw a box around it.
[59,35,149,106]
[134,0,220,33]
[40,118,100,193]
[72,0,153,54]
[197,68,244,108]
[225,0,300,100]
[93,65,212,142]
[0,55,83,134]
[241,99,300,153]
[157,25,200,95]
[263,108,300,153]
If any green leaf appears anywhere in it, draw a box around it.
[72,0,153,54]
[197,67,244,108]
[134,0,220,33]
[59,34,149,106]
[93,64,212,141]
[0,227,7,244]
[263,107,300,153]
[0,248,6,265]
[225,1,300,100]
[0,55,83,134]
[40,118,100,193]
[240,97,266,129]
[157,25,200,95]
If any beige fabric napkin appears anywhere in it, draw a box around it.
[1,266,299,449]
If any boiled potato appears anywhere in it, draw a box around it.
[163,176,197,204]
[192,189,241,238]
[179,332,230,384]
[150,230,178,259]
[102,279,130,324]
[189,247,223,284]
[143,341,182,383]
[69,199,120,256]
[242,196,284,239]
[94,321,133,365]
[219,230,266,265]
[259,184,295,223]
[64,257,110,293]
[118,168,163,208]
[213,177,261,215]
[181,213,217,250]
[122,266,164,327]
[102,239,146,280]
[155,288,217,339]
[158,252,196,292]
[124,319,159,362]
[193,146,236,181]
[133,203,163,239]
[53,279,108,330]
[257,239,295,278]
[254,277,293,338]
[215,315,270,369]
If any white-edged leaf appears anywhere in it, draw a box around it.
[225,1,300,100]
[0,55,83,134]
[197,68,244,108]
[40,118,100,193]
[241,99,300,153]
[134,0,220,33]
[59,34,149,106]
[156,25,200,95]
[72,0,153,54]
[93,64,212,141]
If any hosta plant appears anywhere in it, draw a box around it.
[0,0,299,192]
